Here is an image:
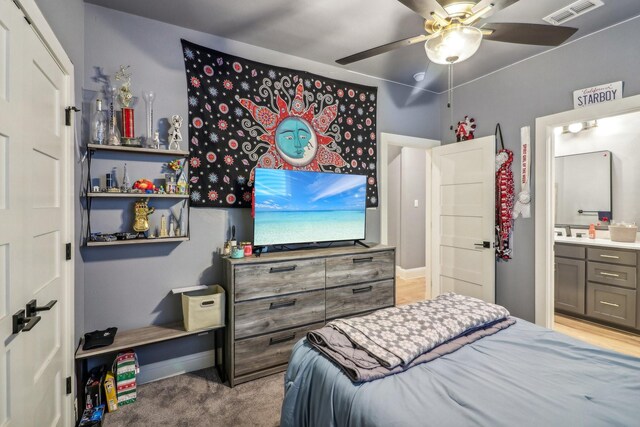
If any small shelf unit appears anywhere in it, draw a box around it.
[85,143,190,247]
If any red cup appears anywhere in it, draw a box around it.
[243,243,253,256]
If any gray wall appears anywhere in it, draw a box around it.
[438,16,640,321]
[399,147,427,269]
[33,0,86,343]
[81,4,441,369]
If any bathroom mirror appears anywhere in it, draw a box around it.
[555,151,612,226]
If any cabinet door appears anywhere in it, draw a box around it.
[555,257,586,314]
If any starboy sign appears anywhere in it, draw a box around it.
[573,81,623,109]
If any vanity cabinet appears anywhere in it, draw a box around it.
[222,244,396,387]
[555,242,639,331]
[554,246,586,315]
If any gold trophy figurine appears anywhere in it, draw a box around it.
[133,198,155,233]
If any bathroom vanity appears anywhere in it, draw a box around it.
[555,237,639,331]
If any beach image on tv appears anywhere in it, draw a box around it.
[254,168,366,246]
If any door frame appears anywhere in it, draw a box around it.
[17,0,75,423]
[534,93,640,328]
[379,132,440,286]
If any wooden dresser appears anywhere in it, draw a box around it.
[222,244,395,386]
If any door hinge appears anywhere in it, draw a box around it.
[66,376,72,395]
[66,243,72,260]
[65,106,80,126]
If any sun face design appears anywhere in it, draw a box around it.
[238,82,346,181]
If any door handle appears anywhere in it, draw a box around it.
[25,299,57,318]
[474,241,491,249]
[12,309,41,334]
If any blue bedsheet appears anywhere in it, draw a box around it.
[281,319,640,427]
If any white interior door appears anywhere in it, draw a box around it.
[431,136,496,302]
[0,0,73,425]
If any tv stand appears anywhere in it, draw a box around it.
[354,240,370,248]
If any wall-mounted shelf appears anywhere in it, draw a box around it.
[87,143,189,157]
[86,237,189,247]
[87,192,189,199]
[84,142,190,247]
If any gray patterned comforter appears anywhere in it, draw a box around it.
[327,292,510,368]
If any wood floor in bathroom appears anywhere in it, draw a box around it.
[396,276,640,358]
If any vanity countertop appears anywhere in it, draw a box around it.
[555,235,640,250]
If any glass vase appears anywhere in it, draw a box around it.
[106,85,121,146]
[142,90,156,148]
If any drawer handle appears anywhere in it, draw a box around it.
[270,265,296,273]
[269,333,296,345]
[353,257,373,264]
[269,300,296,310]
[599,272,621,278]
[599,301,620,308]
[352,285,373,294]
[599,254,620,259]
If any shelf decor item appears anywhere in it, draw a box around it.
[133,198,155,233]
[159,214,168,238]
[168,115,183,150]
[91,98,108,145]
[122,163,132,192]
[115,65,136,145]
[165,173,177,194]
[106,86,121,146]
[142,90,156,148]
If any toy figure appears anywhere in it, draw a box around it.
[133,198,155,233]
[168,115,183,150]
[133,179,156,193]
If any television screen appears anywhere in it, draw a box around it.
[253,169,367,246]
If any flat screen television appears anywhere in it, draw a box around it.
[253,168,367,246]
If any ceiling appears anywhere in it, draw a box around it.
[85,0,640,93]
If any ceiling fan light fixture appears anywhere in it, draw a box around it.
[425,25,483,65]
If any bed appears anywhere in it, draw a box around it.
[281,317,640,426]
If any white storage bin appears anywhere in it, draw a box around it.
[181,285,225,331]
[609,224,638,243]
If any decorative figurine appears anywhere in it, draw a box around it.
[133,179,156,193]
[149,130,160,149]
[168,115,183,150]
[455,116,476,142]
[159,215,168,238]
[115,65,136,145]
[133,198,155,233]
[177,173,188,195]
[165,173,177,194]
[179,207,186,237]
[122,163,132,192]
[169,216,175,237]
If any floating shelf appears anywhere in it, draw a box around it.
[87,192,189,199]
[87,143,189,156]
[86,237,189,247]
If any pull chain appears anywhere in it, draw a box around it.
[448,63,454,131]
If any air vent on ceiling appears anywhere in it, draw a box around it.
[543,0,604,26]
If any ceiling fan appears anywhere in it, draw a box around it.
[336,0,579,66]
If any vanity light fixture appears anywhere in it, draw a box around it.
[567,122,584,133]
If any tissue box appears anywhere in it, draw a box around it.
[609,224,638,242]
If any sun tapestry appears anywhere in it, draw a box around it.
[181,39,379,208]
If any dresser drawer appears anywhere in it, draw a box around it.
[587,247,637,266]
[555,244,585,259]
[234,258,325,302]
[326,279,394,320]
[326,251,394,288]
[234,322,324,377]
[587,262,637,289]
[235,290,324,339]
[586,283,636,328]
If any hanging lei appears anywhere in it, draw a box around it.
[495,124,515,261]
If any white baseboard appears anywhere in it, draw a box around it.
[396,266,426,280]
[137,350,216,385]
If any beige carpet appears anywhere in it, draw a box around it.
[103,369,283,427]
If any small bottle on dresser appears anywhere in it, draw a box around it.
[588,224,596,239]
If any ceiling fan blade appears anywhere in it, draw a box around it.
[396,0,448,20]
[472,0,520,19]
[336,34,428,65]
[481,23,578,46]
